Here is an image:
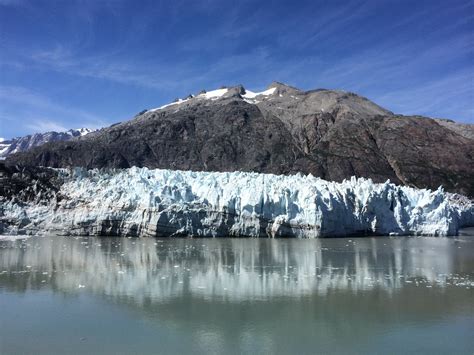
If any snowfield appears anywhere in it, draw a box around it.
[1,167,472,237]
[149,86,278,112]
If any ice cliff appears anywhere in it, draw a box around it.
[1,167,472,237]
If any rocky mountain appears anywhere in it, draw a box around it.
[6,82,474,196]
[434,119,474,140]
[0,128,93,159]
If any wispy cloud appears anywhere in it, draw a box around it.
[24,119,68,133]
[375,70,474,121]
[0,0,24,6]
[25,45,190,90]
[0,86,107,137]
[21,42,274,93]
[0,86,101,122]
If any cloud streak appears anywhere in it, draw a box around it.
[0,86,107,137]
[24,119,69,133]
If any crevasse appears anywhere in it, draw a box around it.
[2,166,472,237]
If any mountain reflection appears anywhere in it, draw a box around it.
[1,236,470,301]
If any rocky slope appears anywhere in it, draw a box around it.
[6,83,474,196]
[1,164,472,237]
[434,119,474,140]
[0,128,93,159]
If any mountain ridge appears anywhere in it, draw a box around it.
[0,128,94,159]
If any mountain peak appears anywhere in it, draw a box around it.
[267,81,290,88]
[267,81,301,95]
[223,85,246,98]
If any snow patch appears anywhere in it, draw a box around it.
[201,88,228,99]
[149,86,276,112]
[151,98,191,111]
[244,99,260,104]
[74,128,93,136]
[65,128,94,137]
[0,145,9,155]
[149,88,229,112]
[243,87,276,99]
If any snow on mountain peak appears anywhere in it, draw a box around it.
[149,84,280,112]
[201,88,229,99]
[66,128,94,137]
[155,98,191,111]
[242,87,277,103]
[76,128,94,136]
[242,87,276,99]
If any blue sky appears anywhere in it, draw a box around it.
[0,0,472,138]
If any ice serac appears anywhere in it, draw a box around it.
[1,167,472,237]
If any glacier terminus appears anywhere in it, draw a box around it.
[1,166,472,238]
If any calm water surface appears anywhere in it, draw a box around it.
[0,232,473,354]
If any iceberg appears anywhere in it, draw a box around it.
[1,166,472,237]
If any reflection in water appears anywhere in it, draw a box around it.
[1,236,472,300]
[0,236,473,354]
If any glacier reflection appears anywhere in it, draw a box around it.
[1,236,471,302]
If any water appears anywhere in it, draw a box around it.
[1,233,473,354]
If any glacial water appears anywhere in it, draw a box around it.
[0,231,473,354]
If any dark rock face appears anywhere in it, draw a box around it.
[0,162,63,203]
[6,83,474,196]
[8,100,308,175]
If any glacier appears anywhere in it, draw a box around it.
[1,166,472,237]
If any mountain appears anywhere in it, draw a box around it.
[0,128,93,159]
[5,83,474,196]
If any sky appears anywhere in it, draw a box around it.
[0,0,473,138]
